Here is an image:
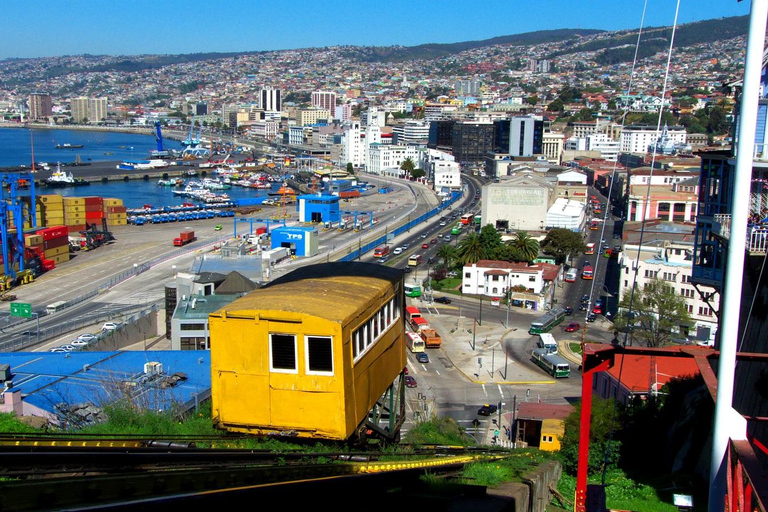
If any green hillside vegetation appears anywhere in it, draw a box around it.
[548,15,749,64]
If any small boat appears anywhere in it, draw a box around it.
[104,152,114,155]
[43,163,90,188]
[55,143,84,149]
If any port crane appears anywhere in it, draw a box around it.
[0,172,38,286]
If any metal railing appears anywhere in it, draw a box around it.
[712,213,768,254]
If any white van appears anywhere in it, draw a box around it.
[537,333,558,354]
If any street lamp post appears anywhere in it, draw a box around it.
[478,295,483,326]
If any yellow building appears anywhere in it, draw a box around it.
[209,262,406,441]
[540,418,565,452]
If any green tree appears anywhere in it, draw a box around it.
[400,158,416,174]
[525,95,538,106]
[613,278,692,347]
[478,224,502,253]
[540,228,586,264]
[506,231,540,262]
[456,233,488,265]
[560,396,622,476]
[346,162,355,175]
[547,98,565,112]
[437,244,457,269]
[410,168,426,179]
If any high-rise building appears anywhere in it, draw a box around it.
[260,87,281,112]
[312,91,336,113]
[452,121,494,165]
[28,93,52,121]
[71,97,108,123]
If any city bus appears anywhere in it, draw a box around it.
[582,264,594,280]
[585,243,596,255]
[406,331,426,353]
[528,307,567,335]
[405,306,421,326]
[410,316,430,333]
[408,254,422,266]
[531,348,571,378]
[404,283,422,297]
[537,333,558,354]
[460,213,473,225]
[373,245,390,258]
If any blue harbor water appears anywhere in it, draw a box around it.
[50,180,279,209]
[2,127,282,208]
[0,126,184,168]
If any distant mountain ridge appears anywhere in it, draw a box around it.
[2,15,750,76]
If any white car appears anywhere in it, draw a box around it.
[71,339,89,347]
[77,333,98,344]
[59,344,78,351]
[393,247,403,255]
[102,322,119,331]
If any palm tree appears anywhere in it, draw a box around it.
[506,231,540,262]
[400,158,416,174]
[456,233,487,265]
[437,244,456,268]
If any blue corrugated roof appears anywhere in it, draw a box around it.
[1,351,211,417]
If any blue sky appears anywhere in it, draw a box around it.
[0,0,751,60]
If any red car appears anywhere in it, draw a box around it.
[421,243,429,249]
[593,305,602,314]
[565,322,581,332]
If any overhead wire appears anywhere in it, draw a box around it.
[591,0,682,488]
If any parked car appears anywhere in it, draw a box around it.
[49,347,68,353]
[477,404,498,416]
[586,312,597,322]
[426,257,436,264]
[439,221,446,226]
[378,256,389,263]
[564,306,573,315]
[402,243,410,249]
[434,296,452,304]
[77,333,98,344]
[402,266,411,273]
[565,322,581,332]
[416,353,429,364]
[59,344,78,351]
[405,376,417,388]
[102,322,119,331]
[71,339,89,347]
[593,304,602,314]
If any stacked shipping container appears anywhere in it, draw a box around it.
[37,226,70,268]
[103,198,127,226]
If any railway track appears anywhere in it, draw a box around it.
[0,434,509,511]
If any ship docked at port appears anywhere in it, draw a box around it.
[43,163,90,188]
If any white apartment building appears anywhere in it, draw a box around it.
[461,260,560,311]
[366,144,419,176]
[392,120,430,144]
[432,160,461,189]
[287,125,304,146]
[542,131,564,164]
[619,241,718,344]
[620,125,686,154]
[334,104,353,121]
[248,120,280,139]
[587,133,620,161]
[366,107,386,128]
[340,122,364,167]
[423,103,458,121]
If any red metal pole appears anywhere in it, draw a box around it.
[575,368,594,512]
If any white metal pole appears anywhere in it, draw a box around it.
[709,1,768,510]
